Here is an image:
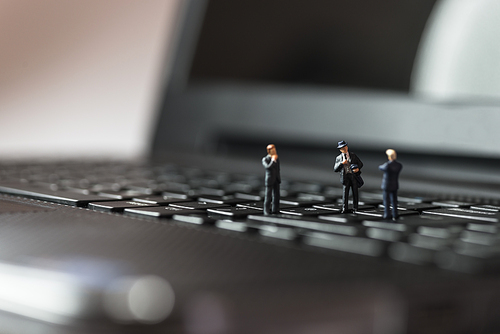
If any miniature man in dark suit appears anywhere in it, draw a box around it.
[262,144,281,215]
[379,149,403,220]
[334,141,363,213]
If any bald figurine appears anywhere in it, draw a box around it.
[379,149,403,220]
[262,144,281,215]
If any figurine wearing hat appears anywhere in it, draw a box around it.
[333,141,363,213]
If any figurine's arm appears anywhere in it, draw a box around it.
[262,156,274,168]
[333,156,343,172]
[357,157,363,170]
[379,162,388,171]
[350,154,362,173]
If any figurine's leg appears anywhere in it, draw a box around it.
[342,181,350,213]
[391,191,398,219]
[382,190,391,219]
[352,178,359,212]
[271,183,280,214]
[264,184,272,215]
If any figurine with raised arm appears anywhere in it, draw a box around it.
[379,149,403,220]
[333,141,363,213]
[262,144,281,215]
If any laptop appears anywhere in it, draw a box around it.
[1,0,500,332]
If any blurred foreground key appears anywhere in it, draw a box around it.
[0,257,175,326]
[0,183,113,207]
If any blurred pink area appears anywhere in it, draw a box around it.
[0,0,180,159]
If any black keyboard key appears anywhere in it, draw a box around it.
[397,214,471,227]
[460,230,500,246]
[248,215,359,236]
[355,208,419,219]
[466,223,499,234]
[89,201,159,212]
[172,214,216,225]
[313,203,376,212]
[408,234,454,251]
[453,240,500,258]
[169,201,230,210]
[97,190,144,200]
[423,208,499,223]
[279,207,335,216]
[215,220,262,233]
[207,207,262,218]
[416,225,463,239]
[396,193,439,203]
[303,231,386,257]
[365,228,403,242]
[196,187,226,196]
[197,195,250,205]
[295,192,329,202]
[470,204,500,212]
[259,225,298,240]
[388,243,437,265]
[362,220,408,232]
[380,202,440,212]
[0,183,114,207]
[279,197,328,206]
[161,189,192,199]
[236,201,297,211]
[132,196,190,205]
[124,206,205,218]
[122,182,156,195]
[431,200,476,208]
[318,214,372,224]
[359,192,384,201]
[234,192,262,201]
[335,198,383,207]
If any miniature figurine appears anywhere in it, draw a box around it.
[379,149,403,220]
[262,144,281,215]
[333,141,363,213]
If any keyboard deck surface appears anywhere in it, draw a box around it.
[0,160,499,275]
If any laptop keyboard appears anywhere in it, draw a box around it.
[0,160,499,274]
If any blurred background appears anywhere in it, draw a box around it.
[1,0,500,160]
[0,0,180,159]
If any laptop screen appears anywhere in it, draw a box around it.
[155,0,500,159]
[189,0,435,93]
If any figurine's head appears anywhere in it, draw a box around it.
[337,140,348,154]
[267,144,277,156]
[386,149,397,161]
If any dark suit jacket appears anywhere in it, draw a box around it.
[262,155,281,185]
[379,160,402,191]
[333,152,363,185]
